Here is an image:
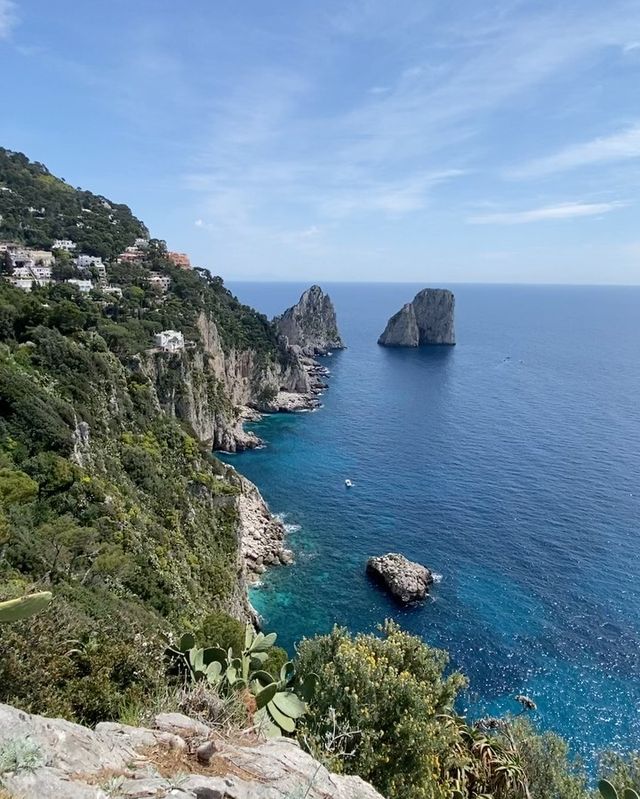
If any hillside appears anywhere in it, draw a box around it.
[0,150,308,723]
[0,147,147,258]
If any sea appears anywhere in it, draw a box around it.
[222,282,640,764]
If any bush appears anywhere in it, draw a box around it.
[600,751,640,797]
[509,717,588,799]
[295,621,466,799]
[198,610,245,653]
[0,590,167,725]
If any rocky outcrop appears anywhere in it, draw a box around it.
[137,312,320,452]
[366,553,434,603]
[0,704,384,799]
[275,285,344,356]
[378,288,455,346]
[232,467,293,583]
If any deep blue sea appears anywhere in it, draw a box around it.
[222,282,640,764]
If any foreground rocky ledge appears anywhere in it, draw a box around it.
[0,704,383,799]
[366,552,434,603]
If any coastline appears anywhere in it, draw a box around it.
[227,352,333,614]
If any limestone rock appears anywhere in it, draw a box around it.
[379,288,455,347]
[0,702,384,799]
[377,302,419,347]
[366,552,434,603]
[275,285,344,356]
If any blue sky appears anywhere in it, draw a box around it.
[1,1,639,283]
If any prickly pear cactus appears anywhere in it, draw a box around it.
[0,591,52,623]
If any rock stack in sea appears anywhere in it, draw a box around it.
[366,552,434,603]
[378,288,455,347]
[275,284,345,356]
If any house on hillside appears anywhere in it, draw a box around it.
[7,278,33,292]
[53,239,76,251]
[27,249,54,266]
[67,278,93,293]
[167,251,191,269]
[11,264,51,285]
[117,250,142,264]
[75,254,104,270]
[148,272,170,292]
[154,330,184,353]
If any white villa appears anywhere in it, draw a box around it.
[75,254,104,270]
[67,278,93,293]
[52,239,76,251]
[154,330,184,353]
[148,272,170,292]
[12,264,52,282]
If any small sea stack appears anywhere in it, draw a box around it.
[366,552,434,603]
[378,288,455,347]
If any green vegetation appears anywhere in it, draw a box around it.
[0,591,51,622]
[0,147,146,258]
[296,622,464,799]
[1,146,638,799]
[170,624,311,737]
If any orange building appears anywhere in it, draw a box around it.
[167,251,191,269]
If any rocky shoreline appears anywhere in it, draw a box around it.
[232,353,332,590]
[221,286,343,607]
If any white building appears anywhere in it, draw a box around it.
[102,285,123,298]
[148,272,170,292]
[154,330,184,353]
[53,239,76,251]
[134,237,149,249]
[67,278,93,293]
[13,264,51,282]
[75,254,105,278]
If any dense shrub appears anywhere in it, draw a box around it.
[295,622,465,799]
[0,590,166,724]
[509,717,589,799]
[600,751,640,797]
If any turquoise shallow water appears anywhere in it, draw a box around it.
[222,282,640,762]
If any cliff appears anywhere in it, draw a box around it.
[275,285,344,356]
[378,288,455,346]
[0,149,324,723]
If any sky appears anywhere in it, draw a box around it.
[1,1,640,284]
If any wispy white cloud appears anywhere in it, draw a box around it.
[509,123,640,178]
[0,0,17,39]
[187,1,640,235]
[468,201,626,225]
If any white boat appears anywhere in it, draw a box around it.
[345,479,353,488]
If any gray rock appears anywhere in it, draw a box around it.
[0,702,384,799]
[154,712,210,737]
[378,288,455,346]
[366,552,434,603]
[275,285,344,356]
[196,739,219,764]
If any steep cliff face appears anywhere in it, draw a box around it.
[140,312,314,452]
[378,288,455,346]
[275,285,344,356]
[377,302,420,346]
